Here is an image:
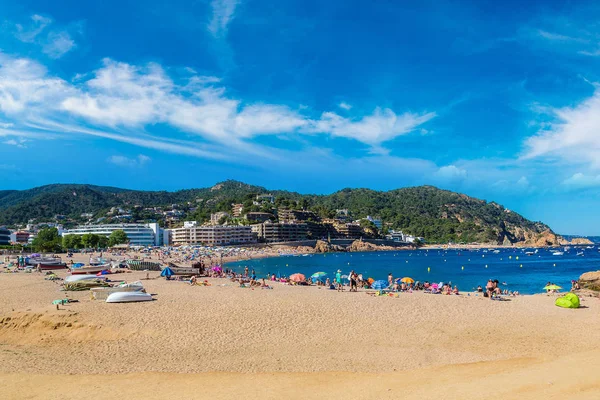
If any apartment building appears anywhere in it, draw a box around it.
[251,221,308,243]
[171,225,255,246]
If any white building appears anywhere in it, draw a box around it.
[62,223,163,246]
[366,216,382,230]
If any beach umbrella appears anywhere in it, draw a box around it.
[400,277,414,284]
[160,267,174,278]
[311,272,327,279]
[371,280,388,290]
[289,273,306,282]
[431,283,439,289]
[543,284,562,290]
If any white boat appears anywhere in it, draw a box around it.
[552,251,564,256]
[70,264,111,275]
[576,252,584,257]
[65,274,107,283]
[91,285,144,300]
[105,292,153,303]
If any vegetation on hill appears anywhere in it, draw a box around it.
[0,180,553,244]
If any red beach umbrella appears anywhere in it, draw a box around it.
[289,273,306,282]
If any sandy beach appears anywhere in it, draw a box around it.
[1,252,600,399]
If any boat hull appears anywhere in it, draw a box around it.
[70,266,110,275]
[106,292,153,303]
[38,263,67,270]
[65,274,106,283]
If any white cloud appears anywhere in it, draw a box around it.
[13,14,78,59]
[0,52,436,161]
[435,165,467,180]
[208,0,240,37]
[523,88,600,168]
[308,108,436,146]
[43,31,76,59]
[516,176,529,186]
[561,172,600,189]
[15,14,52,43]
[3,137,28,148]
[338,102,352,110]
[108,154,151,167]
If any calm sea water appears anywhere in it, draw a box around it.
[226,247,599,294]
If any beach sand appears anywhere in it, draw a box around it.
[1,263,599,399]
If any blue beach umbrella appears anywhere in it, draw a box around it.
[371,280,388,290]
[160,267,174,278]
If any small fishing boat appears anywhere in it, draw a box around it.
[70,264,111,275]
[91,285,145,300]
[552,251,564,256]
[576,252,584,257]
[105,292,153,303]
[38,263,68,270]
[65,274,107,283]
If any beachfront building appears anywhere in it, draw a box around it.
[170,225,255,246]
[61,223,163,246]
[231,203,244,218]
[0,227,10,245]
[278,208,319,223]
[251,221,308,243]
[11,231,30,244]
[335,222,363,239]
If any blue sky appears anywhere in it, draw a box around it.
[2,1,600,234]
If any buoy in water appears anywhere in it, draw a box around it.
[461,266,464,270]
[427,267,431,273]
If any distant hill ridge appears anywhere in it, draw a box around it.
[0,180,557,245]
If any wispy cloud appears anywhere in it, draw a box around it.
[15,14,52,43]
[3,137,28,148]
[43,31,76,59]
[12,14,78,59]
[0,53,436,163]
[207,0,240,37]
[338,102,352,110]
[523,87,600,169]
[108,154,151,167]
[561,172,600,190]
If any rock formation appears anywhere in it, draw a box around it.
[579,270,600,292]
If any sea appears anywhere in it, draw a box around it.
[226,246,600,294]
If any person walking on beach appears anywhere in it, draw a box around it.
[349,271,357,292]
[388,273,394,287]
[335,269,343,291]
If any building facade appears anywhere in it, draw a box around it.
[62,223,162,246]
[251,222,308,243]
[0,227,10,245]
[171,225,256,246]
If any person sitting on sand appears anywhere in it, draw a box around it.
[452,286,459,295]
[190,275,197,285]
[325,278,331,287]
[477,285,483,293]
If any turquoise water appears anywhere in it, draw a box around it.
[226,247,599,294]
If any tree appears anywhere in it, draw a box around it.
[63,234,83,249]
[32,228,63,252]
[98,235,109,249]
[81,233,100,249]
[108,230,129,246]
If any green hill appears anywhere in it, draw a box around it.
[0,180,554,245]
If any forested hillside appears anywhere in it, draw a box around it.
[0,180,554,244]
